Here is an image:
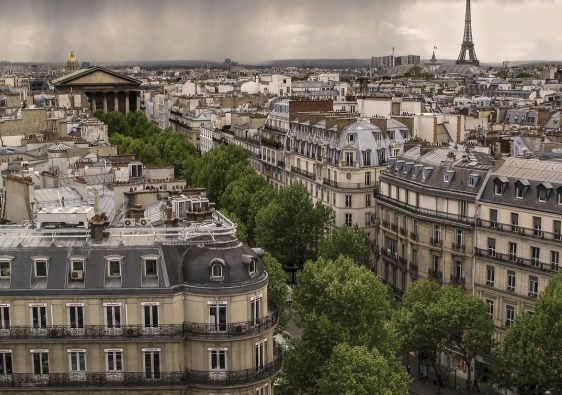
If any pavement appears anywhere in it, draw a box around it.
[410,379,472,395]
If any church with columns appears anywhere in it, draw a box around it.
[53,65,142,114]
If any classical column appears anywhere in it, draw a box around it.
[103,93,108,112]
[91,92,97,112]
[125,91,130,114]
[114,93,119,113]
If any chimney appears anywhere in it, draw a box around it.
[90,213,109,243]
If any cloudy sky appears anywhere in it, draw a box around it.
[0,0,560,63]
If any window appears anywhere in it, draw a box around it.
[468,177,475,187]
[144,349,161,379]
[486,300,494,319]
[68,350,86,374]
[143,304,159,328]
[551,251,559,272]
[345,195,352,208]
[345,213,353,227]
[145,259,157,276]
[210,349,227,370]
[433,225,441,243]
[107,260,121,277]
[250,297,262,325]
[365,193,371,207]
[538,189,547,202]
[255,340,266,369]
[256,384,270,395]
[507,271,516,292]
[509,242,518,262]
[529,276,539,298]
[455,229,464,247]
[0,306,9,329]
[511,213,519,232]
[106,350,123,373]
[348,134,355,143]
[530,246,540,267]
[515,186,523,199]
[209,302,227,331]
[249,259,256,275]
[432,256,440,272]
[105,305,121,329]
[0,352,12,375]
[211,262,223,280]
[364,213,372,227]
[489,209,498,228]
[554,220,561,241]
[365,171,371,186]
[345,152,353,166]
[34,260,47,277]
[459,201,468,217]
[494,183,503,195]
[489,241,500,266]
[31,305,47,329]
[486,266,495,286]
[0,262,10,279]
[68,305,84,329]
[533,216,542,237]
[32,351,49,375]
[506,305,515,327]
[558,192,562,205]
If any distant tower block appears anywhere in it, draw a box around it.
[456,0,479,66]
[66,51,80,73]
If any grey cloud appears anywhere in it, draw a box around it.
[0,0,560,63]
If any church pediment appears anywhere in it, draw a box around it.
[53,66,141,87]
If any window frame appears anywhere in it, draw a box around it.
[0,259,11,279]
[105,256,123,278]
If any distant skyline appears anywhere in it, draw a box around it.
[0,0,561,64]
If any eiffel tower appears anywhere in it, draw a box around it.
[456,0,479,66]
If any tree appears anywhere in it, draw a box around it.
[319,225,371,268]
[255,183,334,269]
[394,281,495,394]
[191,144,248,204]
[262,253,288,333]
[281,256,401,394]
[491,273,562,394]
[221,209,248,243]
[317,344,411,395]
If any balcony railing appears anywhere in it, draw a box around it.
[322,178,372,189]
[452,242,465,252]
[374,192,475,225]
[474,247,559,273]
[478,219,562,242]
[399,227,408,237]
[0,312,278,341]
[429,238,442,248]
[382,220,390,229]
[428,269,443,281]
[410,231,419,241]
[291,166,316,181]
[0,354,282,388]
[450,274,465,286]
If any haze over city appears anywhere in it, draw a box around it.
[1,0,561,63]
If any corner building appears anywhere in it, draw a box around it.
[0,205,279,394]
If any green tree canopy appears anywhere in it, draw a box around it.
[262,253,288,333]
[319,225,372,268]
[394,280,494,394]
[281,256,401,394]
[317,343,411,395]
[255,183,334,268]
[491,273,562,394]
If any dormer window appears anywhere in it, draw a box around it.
[0,261,10,279]
[35,260,47,277]
[537,182,553,203]
[538,189,547,202]
[210,260,225,281]
[422,168,433,181]
[558,192,562,206]
[70,259,85,281]
[249,259,256,275]
[145,259,157,276]
[515,186,523,199]
[493,177,508,196]
[348,134,355,143]
[106,257,123,278]
[443,170,454,183]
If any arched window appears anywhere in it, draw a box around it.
[210,260,224,281]
[249,259,256,275]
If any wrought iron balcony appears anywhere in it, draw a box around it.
[382,220,391,229]
[0,354,282,388]
[390,223,398,232]
[474,247,558,273]
[322,178,372,189]
[399,227,408,237]
[291,166,316,180]
[428,269,443,281]
[450,274,465,286]
[374,192,475,225]
[409,231,419,241]
[452,242,465,252]
[429,238,442,248]
[0,312,278,341]
[478,219,561,243]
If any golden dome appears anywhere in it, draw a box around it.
[67,51,78,64]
